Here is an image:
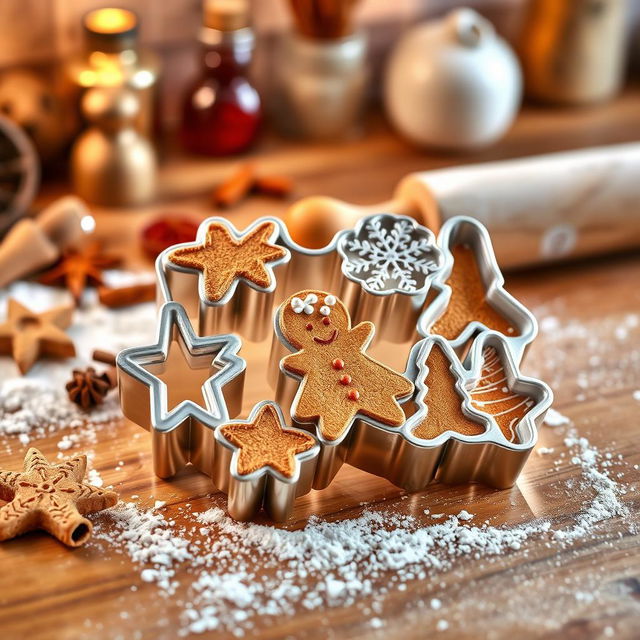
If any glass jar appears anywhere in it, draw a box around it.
[180,25,261,155]
[65,8,160,137]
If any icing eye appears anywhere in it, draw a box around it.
[306,322,313,330]
[319,305,331,316]
[322,317,331,325]
[324,295,336,306]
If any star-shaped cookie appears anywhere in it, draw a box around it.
[168,220,289,304]
[0,448,118,547]
[219,402,317,478]
[214,402,319,521]
[0,299,76,374]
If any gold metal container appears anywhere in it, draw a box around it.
[519,0,628,104]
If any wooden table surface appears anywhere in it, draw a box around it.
[1,90,640,639]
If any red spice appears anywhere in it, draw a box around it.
[322,317,331,325]
[141,216,199,260]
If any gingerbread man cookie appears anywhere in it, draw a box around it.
[276,290,414,443]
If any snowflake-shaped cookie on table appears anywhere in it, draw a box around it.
[337,214,443,296]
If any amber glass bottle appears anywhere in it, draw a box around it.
[180,0,261,156]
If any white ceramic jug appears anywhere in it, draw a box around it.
[384,8,522,150]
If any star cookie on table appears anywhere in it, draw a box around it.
[39,242,121,303]
[168,220,289,303]
[215,402,319,522]
[0,448,118,547]
[0,298,76,374]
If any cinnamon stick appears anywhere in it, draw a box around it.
[98,283,156,308]
[213,162,257,208]
[254,175,295,198]
[92,349,117,367]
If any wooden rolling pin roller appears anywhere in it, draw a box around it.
[285,142,640,269]
[0,196,94,287]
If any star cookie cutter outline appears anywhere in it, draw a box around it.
[116,301,246,478]
[417,216,538,365]
[212,401,320,522]
[156,216,292,341]
[273,289,415,490]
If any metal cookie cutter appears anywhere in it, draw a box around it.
[116,302,246,479]
[273,289,415,490]
[396,331,552,491]
[417,216,537,365]
[336,214,443,343]
[155,217,292,341]
[213,401,320,521]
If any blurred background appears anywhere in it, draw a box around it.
[0,0,639,276]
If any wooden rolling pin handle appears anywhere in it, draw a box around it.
[284,190,439,249]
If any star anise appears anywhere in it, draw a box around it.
[66,367,117,410]
[39,243,121,303]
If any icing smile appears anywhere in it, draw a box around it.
[313,329,339,345]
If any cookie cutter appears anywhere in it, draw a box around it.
[120,212,552,519]
[273,289,415,490]
[212,401,320,521]
[417,216,537,365]
[157,214,445,347]
[335,214,443,343]
[116,301,246,479]
[397,332,552,490]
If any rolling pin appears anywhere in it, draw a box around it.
[284,142,640,268]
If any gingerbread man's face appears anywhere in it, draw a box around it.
[279,290,351,350]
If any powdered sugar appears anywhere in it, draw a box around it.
[86,423,631,637]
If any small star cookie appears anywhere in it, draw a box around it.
[0,299,76,374]
[168,220,288,303]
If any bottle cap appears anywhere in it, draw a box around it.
[83,7,139,53]
[203,0,250,31]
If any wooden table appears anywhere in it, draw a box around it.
[1,90,640,639]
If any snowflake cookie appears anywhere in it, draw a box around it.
[337,214,443,296]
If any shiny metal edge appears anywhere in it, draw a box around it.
[116,301,246,477]
[335,213,444,298]
[416,215,538,365]
[212,400,320,521]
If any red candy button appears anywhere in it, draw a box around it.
[332,358,344,370]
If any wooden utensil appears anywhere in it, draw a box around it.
[0,196,93,287]
[284,142,640,268]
